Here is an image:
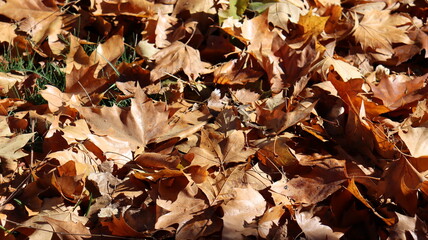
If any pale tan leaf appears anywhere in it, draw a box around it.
[353,10,413,56]
[0,118,34,161]
[89,35,125,77]
[399,126,428,158]
[44,216,91,240]
[0,0,63,45]
[295,210,344,240]
[222,186,266,239]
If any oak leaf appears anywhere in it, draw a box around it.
[44,216,91,240]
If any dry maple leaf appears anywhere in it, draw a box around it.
[78,86,169,152]
[313,56,363,82]
[0,22,17,45]
[66,35,124,77]
[0,0,66,46]
[154,12,177,48]
[352,9,413,59]
[287,9,329,48]
[0,72,26,96]
[213,57,263,85]
[101,215,147,237]
[150,41,210,81]
[388,212,427,239]
[258,205,286,238]
[256,100,317,135]
[65,65,109,97]
[368,72,428,111]
[88,35,125,77]
[65,35,92,74]
[188,129,256,169]
[13,197,88,240]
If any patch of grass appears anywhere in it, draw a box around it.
[0,47,65,104]
[1,33,140,108]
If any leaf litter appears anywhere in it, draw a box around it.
[0,0,427,239]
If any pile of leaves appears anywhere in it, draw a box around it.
[0,0,427,239]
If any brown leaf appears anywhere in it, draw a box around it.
[258,205,286,239]
[0,0,63,45]
[89,35,125,77]
[150,41,210,81]
[213,58,263,85]
[256,99,317,134]
[101,215,146,237]
[287,10,329,48]
[368,72,428,111]
[352,10,413,60]
[188,129,256,169]
[267,2,303,33]
[155,182,208,230]
[78,87,169,152]
[346,179,395,226]
[378,157,426,215]
[65,65,110,98]
[93,0,154,17]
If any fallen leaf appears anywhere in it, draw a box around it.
[0,118,34,162]
[44,216,91,240]
[399,126,428,158]
[78,86,169,151]
[352,10,413,60]
[188,129,256,169]
[295,210,344,240]
[222,186,266,239]
[150,41,210,81]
